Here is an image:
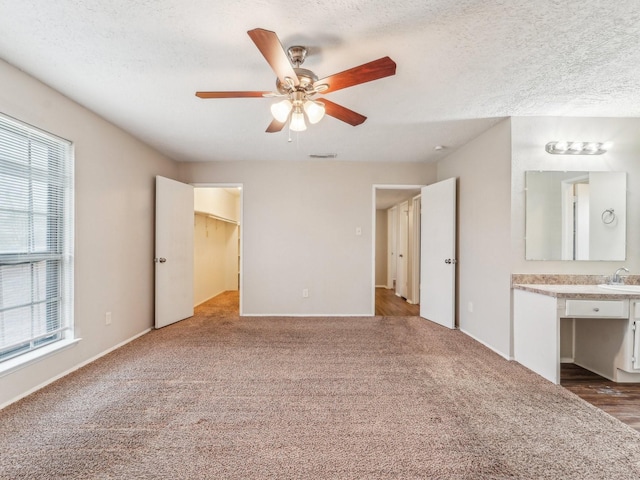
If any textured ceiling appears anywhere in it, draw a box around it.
[1,0,639,163]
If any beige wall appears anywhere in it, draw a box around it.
[179,160,437,315]
[437,119,513,357]
[0,59,179,407]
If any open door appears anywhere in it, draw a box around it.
[155,176,194,328]
[420,178,456,329]
[396,201,409,298]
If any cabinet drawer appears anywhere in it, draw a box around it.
[565,300,627,318]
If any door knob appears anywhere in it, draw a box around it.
[444,259,457,264]
[155,257,167,263]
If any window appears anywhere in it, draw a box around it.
[0,113,74,363]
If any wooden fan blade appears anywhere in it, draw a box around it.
[247,28,299,86]
[317,57,396,93]
[322,99,367,126]
[266,118,286,133]
[195,91,271,98]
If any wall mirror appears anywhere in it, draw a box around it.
[525,171,626,261]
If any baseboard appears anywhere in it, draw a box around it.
[194,290,225,308]
[0,328,151,411]
[615,368,640,383]
[460,328,511,361]
[560,357,574,363]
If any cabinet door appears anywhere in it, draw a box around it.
[634,324,640,370]
[633,302,640,370]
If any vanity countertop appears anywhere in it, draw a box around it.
[513,284,640,299]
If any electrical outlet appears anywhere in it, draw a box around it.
[105,312,112,325]
[302,288,309,298]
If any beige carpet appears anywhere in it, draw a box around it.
[2,293,640,479]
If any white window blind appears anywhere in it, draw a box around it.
[0,113,74,362]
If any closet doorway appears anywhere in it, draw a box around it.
[193,185,242,314]
[373,186,422,316]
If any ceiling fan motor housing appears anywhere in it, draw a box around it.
[276,67,318,95]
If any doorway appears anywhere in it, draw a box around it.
[193,185,242,314]
[373,185,422,316]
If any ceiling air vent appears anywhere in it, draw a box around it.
[308,153,338,159]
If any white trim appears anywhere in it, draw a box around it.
[460,328,512,361]
[0,328,150,411]
[0,338,81,378]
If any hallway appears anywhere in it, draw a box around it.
[375,287,419,316]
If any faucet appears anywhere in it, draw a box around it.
[611,267,629,285]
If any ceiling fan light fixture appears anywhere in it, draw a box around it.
[303,100,325,124]
[545,141,607,155]
[270,99,293,123]
[290,108,307,132]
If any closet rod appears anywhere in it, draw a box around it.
[194,210,239,225]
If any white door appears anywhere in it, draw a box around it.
[387,207,397,289]
[408,195,421,304]
[420,178,456,329]
[396,201,409,298]
[155,176,194,328]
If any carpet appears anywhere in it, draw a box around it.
[1,294,640,479]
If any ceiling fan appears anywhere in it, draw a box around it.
[195,28,397,133]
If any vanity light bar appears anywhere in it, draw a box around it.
[545,141,607,155]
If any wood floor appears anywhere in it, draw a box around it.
[561,363,640,432]
[375,287,420,316]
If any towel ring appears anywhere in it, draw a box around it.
[602,208,616,224]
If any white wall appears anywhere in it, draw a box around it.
[0,59,178,407]
[179,160,437,315]
[511,116,640,274]
[437,119,513,357]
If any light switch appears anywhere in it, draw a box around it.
[355,227,362,236]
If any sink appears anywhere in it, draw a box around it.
[598,284,640,293]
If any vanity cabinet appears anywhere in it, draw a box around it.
[513,286,640,384]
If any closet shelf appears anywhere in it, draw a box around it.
[194,210,239,225]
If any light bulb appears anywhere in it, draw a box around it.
[290,110,307,132]
[270,99,292,123]
[303,100,325,124]
[554,141,569,152]
[584,142,601,153]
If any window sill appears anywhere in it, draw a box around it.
[0,338,82,378]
